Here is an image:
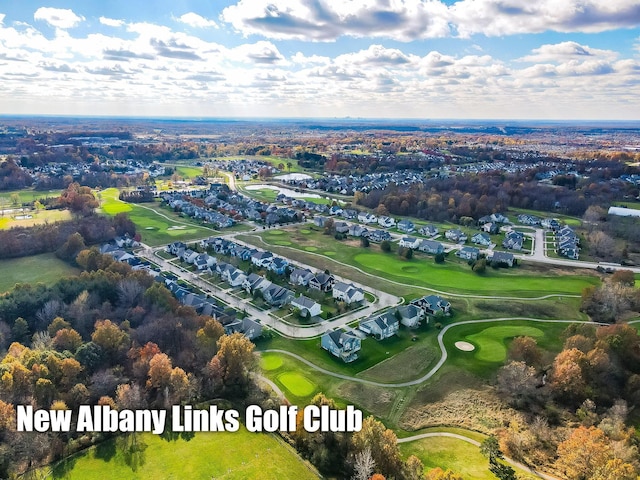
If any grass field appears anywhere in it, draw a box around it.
[0,208,72,229]
[465,326,544,362]
[508,207,582,227]
[0,188,62,204]
[249,227,600,297]
[278,372,317,397]
[399,436,536,480]
[99,188,216,246]
[45,428,319,480]
[0,253,80,293]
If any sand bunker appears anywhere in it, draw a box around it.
[455,341,475,352]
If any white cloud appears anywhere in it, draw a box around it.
[99,17,124,28]
[230,41,285,64]
[291,52,330,65]
[177,12,218,29]
[221,0,640,41]
[519,42,618,63]
[0,14,5,25]
[34,7,84,29]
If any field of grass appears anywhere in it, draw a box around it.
[465,325,544,362]
[99,188,216,246]
[45,428,319,480]
[0,253,80,293]
[508,207,582,227]
[400,436,535,480]
[241,186,332,205]
[174,165,203,179]
[0,188,62,204]
[249,227,599,297]
[278,372,317,397]
[0,208,72,229]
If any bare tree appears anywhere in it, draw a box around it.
[36,300,63,330]
[118,279,145,308]
[352,448,376,480]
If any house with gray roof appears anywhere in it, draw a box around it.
[321,330,361,363]
[359,312,399,340]
[291,295,322,318]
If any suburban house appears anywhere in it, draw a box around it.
[329,205,344,216]
[418,240,444,255]
[397,219,415,233]
[481,222,500,234]
[194,253,216,271]
[224,318,262,340]
[358,212,377,224]
[251,250,274,268]
[181,249,199,263]
[399,236,421,249]
[334,221,350,234]
[261,284,294,307]
[556,225,580,259]
[243,273,269,293]
[378,216,396,228]
[309,272,335,292]
[222,268,247,287]
[503,231,524,250]
[348,224,368,237]
[359,312,399,340]
[321,330,362,363]
[291,295,322,318]
[332,281,365,305]
[290,268,314,286]
[517,214,540,225]
[419,225,439,237]
[471,232,492,247]
[396,305,424,328]
[457,246,480,261]
[268,257,289,275]
[541,218,561,231]
[445,229,467,243]
[411,295,451,316]
[489,251,515,267]
[314,216,327,228]
[367,229,392,243]
[167,241,188,255]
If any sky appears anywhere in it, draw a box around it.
[1,1,640,120]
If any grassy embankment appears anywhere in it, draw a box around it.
[0,253,80,293]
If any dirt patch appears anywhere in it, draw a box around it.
[336,382,397,418]
[400,387,526,434]
[357,345,438,383]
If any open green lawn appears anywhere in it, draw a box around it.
[508,207,583,227]
[45,428,319,480]
[174,165,203,179]
[400,436,535,480]
[278,372,317,397]
[0,253,80,293]
[99,188,216,246]
[0,208,72,229]
[246,227,600,297]
[465,326,544,362]
[0,188,62,204]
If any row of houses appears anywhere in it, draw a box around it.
[322,294,451,362]
[398,236,445,254]
[556,225,580,259]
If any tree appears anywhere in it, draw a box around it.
[360,237,370,248]
[55,232,86,261]
[380,240,391,253]
[488,462,517,480]
[11,318,29,344]
[52,328,82,352]
[91,319,129,361]
[472,258,486,273]
[323,218,335,235]
[496,361,539,408]
[403,455,425,480]
[434,252,445,263]
[214,333,256,390]
[588,230,616,259]
[351,417,403,479]
[556,426,635,480]
[550,348,587,404]
[425,468,463,480]
[480,435,503,463]
[610,270,635,287]
[352,448,375,480]
[508,336,543,367]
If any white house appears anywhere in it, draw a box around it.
[333,281,365,305]
[399,236,421,249]
[291,295,322,318]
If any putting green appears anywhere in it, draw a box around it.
[465,326,544,362]
[324,251,336,256]
[275,241,293,246]
[305,246,319,252]
[300,229,311,234]
[278,372,316,397]
[261,354,283,371]
[267,230,285,235]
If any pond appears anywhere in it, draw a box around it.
[245,184,321,199]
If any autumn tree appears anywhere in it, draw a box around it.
[351,417,403,479]
[550,348,588,404]
[508,336,543,367]
[425,468,463,480]
[91,319,129,362]
[213,333,256,392]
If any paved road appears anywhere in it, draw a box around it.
[137,243,402,339]
[263,317,606,387]
[397,432,559,480]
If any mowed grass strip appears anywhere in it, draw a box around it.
[278,372,317,397]
[465,326,544,362]
[0,253,80,293]
[399,436,535,480]
[45,428,319,480]
[99,188,214,246]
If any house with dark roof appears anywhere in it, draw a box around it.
[348,224,368,237]
[419,225,439,237]
[309,272,334,292]
[445,229,467,243]
[243,273,269,293]
[289,268,314,286]
[321,330,361,362]
[268,257,289,275]
[332,281,365,305]
[471,232,492,247]
[418,240,444,255]
[359,312,399,340]
[397,219,415,233]
[262,284,293,307]
[396,305,424,328]
[503,231,524,250]
[291,295,322,318]
[251,250,274,267]
[411,295,451,316]
[488,251,515,267]
[457,246,480,261]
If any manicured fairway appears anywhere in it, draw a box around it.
[278,372,317,397]
[465,326,544,362]
[45,428,319,480]
[353,252,596,296]
[99,188,214,246]
[0,253,80,293]
[400,436,534,480]
[175,165,203,178]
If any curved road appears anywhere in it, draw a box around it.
[264,317,606,388]
[397,432,560,480]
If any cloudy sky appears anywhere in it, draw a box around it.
[1,1,640,119]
